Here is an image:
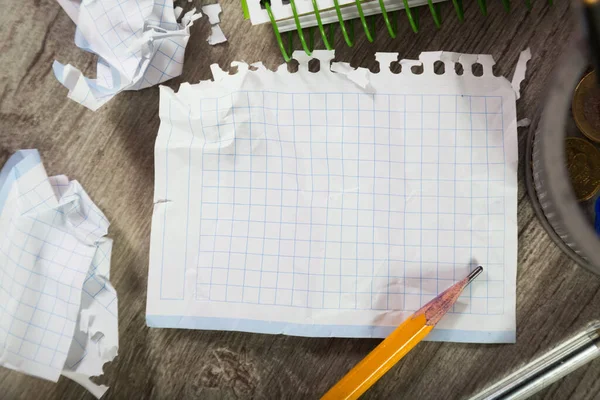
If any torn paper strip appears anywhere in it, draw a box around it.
[53,0,201,111]
[511,48,532,100]
[0,150,118,398]
[204,3,227,46]
[207,25,227,45]
[202,4,222,24]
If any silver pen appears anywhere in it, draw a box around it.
[469,321,600,400]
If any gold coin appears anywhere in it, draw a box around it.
[565,137,600,201]
[573,71,600,143]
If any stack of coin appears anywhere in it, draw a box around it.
[570,71,600,202]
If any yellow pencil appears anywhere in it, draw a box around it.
[321,266,484,400]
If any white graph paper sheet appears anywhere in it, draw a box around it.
[0,150,118,398]
[147,51,519,343]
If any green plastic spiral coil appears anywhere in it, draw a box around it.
[263,0,550,61]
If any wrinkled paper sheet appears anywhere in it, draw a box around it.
[0,150,118,398]
[53,0,201,111]
[147,51,519,343]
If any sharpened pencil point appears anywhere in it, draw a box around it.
[418,265,484,326]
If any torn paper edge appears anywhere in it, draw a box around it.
[190,50,517,93]
[207,25,227,45]
[62,237,117,399]
[202,3,222,24]
[204,3,227,46]
[511,48,532,100]
[63,371,109,399]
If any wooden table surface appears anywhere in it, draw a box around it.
[2,0,600,398]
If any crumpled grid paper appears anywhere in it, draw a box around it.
[53,0,202,111]
[0,150,118,398]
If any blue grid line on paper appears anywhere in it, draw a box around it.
[371,96,376,309]
[195,282,504,298]
[420,95,424,308]
[485,96,490,314]
[209,96,223,301]
[198,188,505,199]
[198,123,504,134]
[196,205,502,216]
[198,135,504,146]
[161,91,508,316]
[338,93,345,308]
[241,93,254,303]
[355,94,360,310]
[196,259,506,267]
[452,95,458,313]
[159,99,174,299]
[224,93,238,302]
[184,105,195,300]
[257,92,269,305]
[387,95,391,309]
[501,98,506,315]
[301,94,312,308]
[194,97,209,301]
[289,93,297,307]
[198,104,502,114]
[469,96,473,313]
[273,94,284,305]
[200,176,505,182]
[403,94,408,307]
[199,156,505,165]
[436,95,441,297]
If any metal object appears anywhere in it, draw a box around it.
[565,137,600,201]
[572,71,600,143]
[526,41,600,273]
[469,322,600,400]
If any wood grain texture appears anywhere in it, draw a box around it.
[1,0,599,398]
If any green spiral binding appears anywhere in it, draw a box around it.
[265,0,551,61]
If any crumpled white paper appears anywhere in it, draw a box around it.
[0,150,118,398]
[53,0,202,111]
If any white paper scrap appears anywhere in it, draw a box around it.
[0,150,118,398]
[53,0,202,111]
[207,24,227,45]
[148,51,519,344]
[511,48,532,100]
[330,61,372,90]
[202,4,222,24]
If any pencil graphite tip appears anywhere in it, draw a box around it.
[467,266,484,283]
[417,266,484,326]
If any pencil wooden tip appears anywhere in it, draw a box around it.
[417,266,483,326]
